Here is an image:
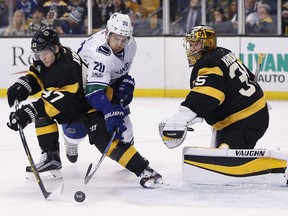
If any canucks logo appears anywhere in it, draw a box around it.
[97,45,111,56]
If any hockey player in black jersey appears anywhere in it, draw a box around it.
[7,29,91,179]
[159,25,269,149]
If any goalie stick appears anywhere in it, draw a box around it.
[253,53,272,110]
[14,101,64,200]
[84,131,116,184]
[254,53,265,82]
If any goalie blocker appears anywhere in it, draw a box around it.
[182,147,288,186]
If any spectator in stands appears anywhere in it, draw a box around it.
[227,0,237,20]
[27,6,53,35]
[255,0,277,14]
[282,1,288,35]
[245,0,256,16]
[42,0,69,20]
[246,3,276,34]
[226,0,238,33]
[0,0,9,35]
[245,0,258,30]
[184,0,202,33]
[4,9,28,36]
[64,0,87,27]
[66,0,87,19]
[92,0,104,29]
[107,0,128,19]
[99,0,112,24]
[169,0,188,23]
[15,0,38,19]
[211,7,234,35]
[54,6,85,34]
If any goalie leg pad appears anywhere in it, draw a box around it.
[182,147,288,186]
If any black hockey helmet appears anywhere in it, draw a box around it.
[31,29,60,53]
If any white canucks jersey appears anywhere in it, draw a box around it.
[77,30,136,87]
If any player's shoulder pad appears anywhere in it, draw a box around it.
[96,45,111,56]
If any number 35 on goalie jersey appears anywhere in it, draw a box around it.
[181,47,267,130]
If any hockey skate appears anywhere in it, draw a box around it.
[26,151,62,180]
[139,166,168,188]
[64,141,78,163]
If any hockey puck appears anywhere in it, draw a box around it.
[74,191,86,202]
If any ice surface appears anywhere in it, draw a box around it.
[1,98,288,216]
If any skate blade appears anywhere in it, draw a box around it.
[143,178,169,189]
[26,170,63,181]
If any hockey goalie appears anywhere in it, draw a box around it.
[158,25,288,186]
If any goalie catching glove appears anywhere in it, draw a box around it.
[159,106,203,149]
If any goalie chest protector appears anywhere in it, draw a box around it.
[182,147,288,186]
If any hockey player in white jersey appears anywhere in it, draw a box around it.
[62,12,167,188]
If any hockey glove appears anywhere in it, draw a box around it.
[115,74,135,107]
[7,78,32,107]
[159,106,203,149]
[7,104,37,131]
[159,116,188,149]
[103,104,127,140]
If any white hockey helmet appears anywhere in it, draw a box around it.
[106,12,133,39]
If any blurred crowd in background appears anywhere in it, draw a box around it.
[0,0,287,36]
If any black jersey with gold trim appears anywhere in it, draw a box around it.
[181,47,269,130]
[22,47,90,124]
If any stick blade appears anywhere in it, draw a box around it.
[45,184,64,201]
[84,163,93,185]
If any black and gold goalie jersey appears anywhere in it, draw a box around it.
[181,47,269,130]
[21,47,90,124]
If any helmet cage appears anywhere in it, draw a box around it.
[183,26,216,67]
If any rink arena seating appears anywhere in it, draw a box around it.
[182,147,288,186]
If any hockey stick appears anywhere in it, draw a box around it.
[254,53,265,82]
[84,100,124,184]
[11,70,28,75]
[14,101,64,200]
[84,131,116,184]
[253,53,272,110]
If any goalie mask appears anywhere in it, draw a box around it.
[183,25,216,67]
